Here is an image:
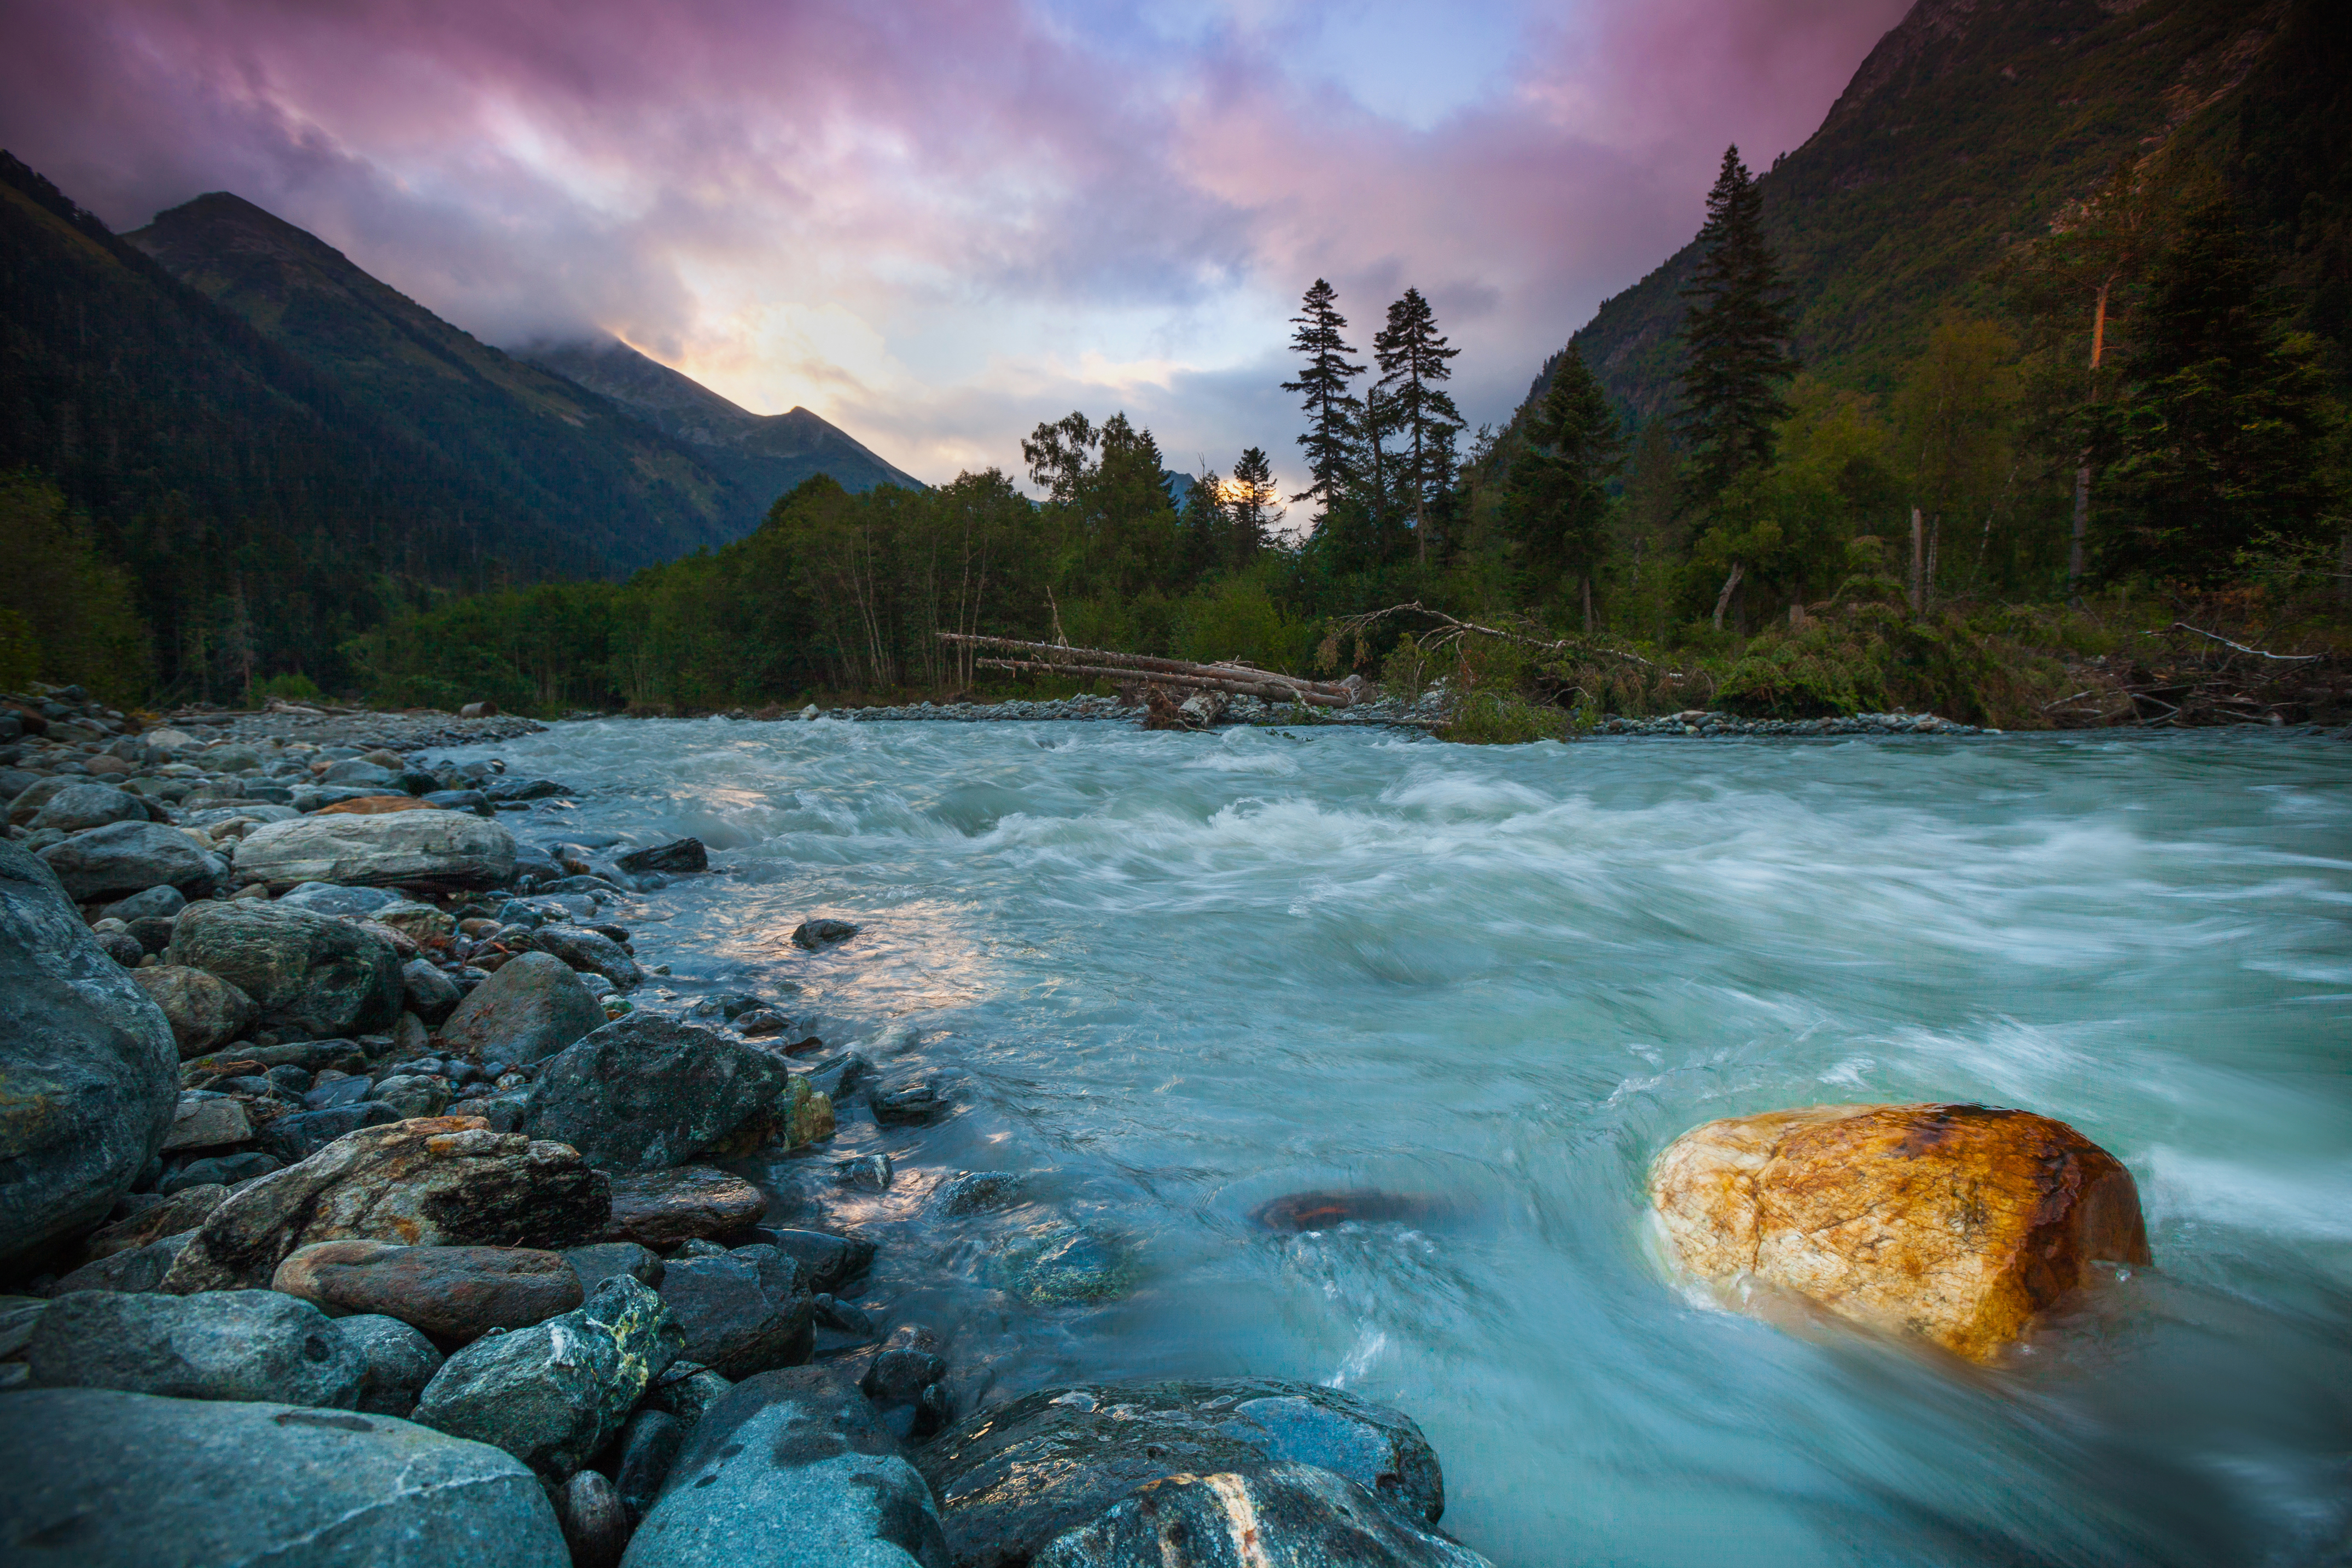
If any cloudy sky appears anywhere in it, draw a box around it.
[0,0,1910,492]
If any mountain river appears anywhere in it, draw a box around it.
[429,719,2352,1568]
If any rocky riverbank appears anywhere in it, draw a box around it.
[0,680,1497,1568]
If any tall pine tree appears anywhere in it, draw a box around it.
[1229,446,1283,564]
[1676,147,1797,503]
[1506,345,1622,626]
[1282,279,1365,516]
[1373,287,1465,562]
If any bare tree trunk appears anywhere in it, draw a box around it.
[1580,576,1593,634]
[1909,507,1924,615]
[1711,563,1744,632]
[2339,532,2351,611]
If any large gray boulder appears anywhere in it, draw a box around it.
[0,1388,569,1567]
[523,1013,795,1173]
[165,898,403,1038]
[0,841,178,1268]
[1032,1463,1494,1568]
[38,820,220,902]
[30,782,149,832]
[656,1245,812,1380]
[915,1380,1447,1568]
[235,809,517,891]
[127,964,258,1058]
[25,1287,367,1408]
[438,951,606,1072]
[621,1367,951,1568]
[412,1276,683,1479]
[164,1117,612,1292]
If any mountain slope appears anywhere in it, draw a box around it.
[1558,0,2294,422]
[126,194,762,563]
[522,336,923,495]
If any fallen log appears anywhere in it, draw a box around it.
[941,632,1360,705]
[971,656,1361,708]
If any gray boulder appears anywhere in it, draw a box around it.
[261,1101,404,1162]
[656,1244,813,1380]
[402,957,463,1023]
[26,1287,366,1408]
[915,1380,1447,1568]
[333,1312,446,1417]
[166,898,403,1038]
[412,1275,683,1478]
[235,809,517,891]
[99,883,188,923]
[523,1012,794,1172]
[439,951,607,1072]
[5,774,73,824]
[531,923,645,990]
[127,964,258,1058]
[38,820,219,901]
[30,782,149,832]
[620,1366,951,1568]
[320,759,401,788]
[1032,1463,1493,1568]
[279,881,406,917]
[615,838,706,876]
[0,1388,568,1567]
[0,840,178,1267]
[51,1230,195,1293]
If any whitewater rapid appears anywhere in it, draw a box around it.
[433,719,2352,1568]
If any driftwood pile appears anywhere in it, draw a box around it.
[2044,622,2345,728]
[935,633,1364,716]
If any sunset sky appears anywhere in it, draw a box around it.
[0,0,1913,492]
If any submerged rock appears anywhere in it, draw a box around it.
[1033,1462,1493,1568]
[621,1366,951,1568]
[411,1275,683,1479]
[0,840,179,1268]
[915,1379,1446,1568]
[163,1116,612,1292]
[1647,1101,2151,1361]
[791,917,859,949]
[0,1388,568,1567]
[984,1220,1139,1304]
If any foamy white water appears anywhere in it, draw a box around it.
[433,720,2352,1568]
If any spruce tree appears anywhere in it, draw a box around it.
[2093,197,2338,584]
[1675,147,1797,502]
[1229,446,1283,564]
[1506,345,1622,624]
[1282,279,1365,515]
[1373,287,1466,562]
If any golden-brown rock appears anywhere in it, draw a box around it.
[1648,1102,2149,1361]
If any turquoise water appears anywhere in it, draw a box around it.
[439,720,2352,1567]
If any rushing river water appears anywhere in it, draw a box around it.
[433,720,2352,1568]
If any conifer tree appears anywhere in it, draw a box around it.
[1374,287,1465,562]
[1282,279,1365,516]
[2093,197,2338,584]
[1229,446,1283,564]
[1676,147,1797,502]
[1506,345,1621,625]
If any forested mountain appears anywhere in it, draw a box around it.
[126,194,760,561]
[1559,0,2321,419]
[522,337,922,496]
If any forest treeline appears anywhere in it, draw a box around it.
[330,141,2347,726]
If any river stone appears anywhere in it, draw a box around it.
[567,1240,664,1295]
[201,743,266,772]
[274,1239,585,1340]
[166,898,403,1039]
[1647,1101,2153,1361]
[752,1227,876,1294]
[522,1012,795,1173]
[30,782,149,832]
[280,881,406,917]
[5,774,72,824]
[235,808,517,892]
[860,1325,951,1443]
[263,1100,406,1161]
[100,883,187,923]
[915,1380,1447,1567]
[607,1165,767,1246]
[620,1366,952,1568]
[334,1311,446,1417]
[38,820,220,901]
[1032,1462,1494,1568]
[984,1220,1139,1303]
[79,1183,228,1260]
[374,1073,451,1119]
[162,1116,613,1292]
[613,1407,688,1523]
[0,1388,569,1566]
[411,1275,683,1479]
[439,950,607,1072]
[52,1229,196,1293]
[555,1469,630,1568]
[129,964,258,1058]
[159,1092,253,1151]
[315,794,439,817]
[26,1287,366,1407]
[374,900,456,943]
[615,838,707,876]
[791,917,859,949]
[0,840,179,1268]
[401,957,464,1023]
[531,923,644,990]
[655,1244,813,1380]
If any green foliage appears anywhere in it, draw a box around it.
[254,672,323,703]
[1677,146,1799,499]
[0,471,152,703]
[0,609,38,693]
[1441,691,1569,745]
[1505,344,1621,613]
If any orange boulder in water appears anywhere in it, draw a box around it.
[1648,1102,2150,1361]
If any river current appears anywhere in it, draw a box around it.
[432,719,2352,1568]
